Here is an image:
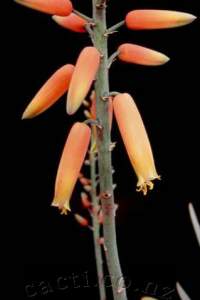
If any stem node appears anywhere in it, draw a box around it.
[100,192,112,200]
[101,95,109,101]
[84,119,103,130]
[104,30,118,37]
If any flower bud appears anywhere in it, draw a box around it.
[118,43,169,66]
[52,122,91,214]
[67,47,100,115]
[22,64,74,119]
[126,10,196,30]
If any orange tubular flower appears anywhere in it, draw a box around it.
[22,64,74,119]
[14,0,73,16]
[52,122,91,214]
[125,10,196,30]
[113,93,160,195]
[67,47,100,115]
[118,44,169,66]
[52,13,87,32]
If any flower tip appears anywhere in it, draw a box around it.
[21,113,26,120]
[67,98,83,115]
[160,54,170,65]
[51,197,59,208]
[182,13,197,24]
[51,15,61,24]
[21,109,30,120]
[51,198,71,214]
[192,15,197,22]
[137,175,161,195]
[60,207,71,215]
[52,15,57,21]
[66,103,74,115]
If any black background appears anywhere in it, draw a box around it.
[11,0,199,299]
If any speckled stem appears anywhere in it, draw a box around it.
[91,1,128,299]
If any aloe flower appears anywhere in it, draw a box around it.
[113,93,160,195]
[126,10,196,30]
[52,13,87,32]
[52,122,91,214]
[118,43,169,66]
[22,64,74,119]
[67,47,100,115]
[14,0,73,16]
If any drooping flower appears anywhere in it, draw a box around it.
[113,93,160,195]
[52,13,87,32]
[14,0,73,16]
[52,122,91,214]
[67,47,100,115]
[125,10,196,30]
[118,43,169,66]
[22,64,74,119]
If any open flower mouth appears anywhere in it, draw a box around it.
[137,175,161,195]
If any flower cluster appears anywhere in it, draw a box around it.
[16,0,196,214]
